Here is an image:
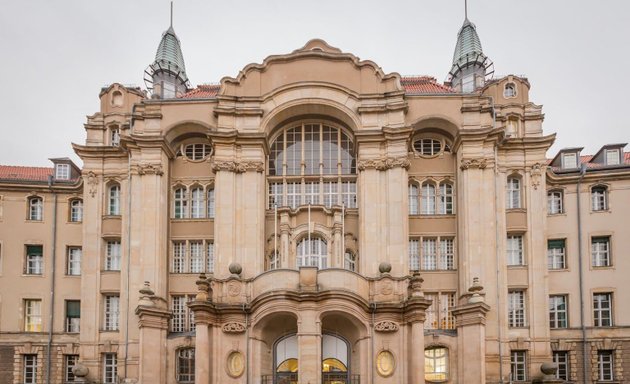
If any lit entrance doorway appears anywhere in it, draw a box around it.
[274,334,298,384]
[322,334,351,384]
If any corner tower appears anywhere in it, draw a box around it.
[447,6,494,93]
[144,4,190,98]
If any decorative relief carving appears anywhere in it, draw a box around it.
[222,322,246,333]
[136,163,164,176]
[380,281,394,295]
[374,321,399,332]
[86,171,99,197]
[460,158,487,170]
[357,156,410,171]
[226,351,245,378]
[530,163,542,190]
[376,350,395,377]
[227,281,241,296]
[212,160,264,173]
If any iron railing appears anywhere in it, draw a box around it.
[261,373,360,384]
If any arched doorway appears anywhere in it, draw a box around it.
[274,334,298,384]
[322,334,350,384]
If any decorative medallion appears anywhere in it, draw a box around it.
[226,351,245,378]
[86,171,99,197]
[376,350,395,377]
[380,281,393,295]
[374,321,399,333]
[222,322,246,333]
[530,163,542,190]
[227,281,241,296]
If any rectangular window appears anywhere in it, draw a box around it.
[190,241,204,273]
[25,245,43,275]
[409,239,420,271]
[24,299,42,332]
[593,292,612,327]
[510,351,527,381]
[103,295,120,331]
[207,189,215,219]
[341,181,357,208]
[65,300,80,333]
[562,153,577,169]
[170,295,196,333]
[70,200,83,222]
[506,178,521,209]
[304,182,319,205]
[190,188,205,219]
[67,247,81,276]
[105,240,121,271]
[172,241,186,273]
[286,182,301,209]
[103,353,117,383]
[23,354,37,384]
[547,239,566,270]
[424,292,456,330]
[438,183,454,214]
[408,184,419,215]
[55,163,70,180]
[553,351,568,380]
[591,236,611,267]
[422,238,437,270]
[173,188,188,219]
[605,149,620,165]
[29,197,43,221]
[64,354,79,382]
[598,350,614,381]
[439,238,455,270]
[269,183,283,208]
[507,235,524,266]
[206,242,214,273]
[591,187,608,211]
[508,290,526,327]
[323,182,338,208]
[549,295,568,329]
[547,190,563,214]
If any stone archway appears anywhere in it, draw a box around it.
[251,310,299,384]
[320,310,368,384]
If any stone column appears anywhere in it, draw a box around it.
[188,275,216,384]
[451,279,490,384]
[135,282,171,384]
[405,273,431,384]
[297,309,321,384]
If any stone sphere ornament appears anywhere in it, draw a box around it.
[71,362,89,378]
[540,362,558,376]
[228,262,242,276]
[379,262,392,274]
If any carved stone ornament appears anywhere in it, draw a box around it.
[460,158,488,170]
[374,321,399,332]
[212,160,265,173]
[222,322,246,333]
[357,156,410,171]
[226,351,245,378]
[530,163,542,190]
[376,350,395,377]
[136,163,164,176]
[86,171,99,198]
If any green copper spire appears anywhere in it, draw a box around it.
[451,19,486,68]
[152,26,189,85]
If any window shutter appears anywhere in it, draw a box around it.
[547,239,565,249]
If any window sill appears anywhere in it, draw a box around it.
[67,221,82,224]
[22,274,44,277]
[410,214,456,218]
[590,209,611,214]
[547,212,566,216]
[100,329,120,333]
[25,220,44,223]
[64,274,81,277]
[507,265,527,269]
[548,268,569,272]
[506,208,526,212]
[171,218,214,222]
[103,214,122,219]
[101,270,121,273]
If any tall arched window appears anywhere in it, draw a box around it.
[421,183,436,215]
[70,199,83,222]
[173,187,188,219]
[190,187,204,218]
[506,177,521,209]
[177,348,195,383]
[438,182,453,214]
[207,188,215,218]
[591,186,608,211]
[297,237,327,269]
[268,122,356,209]
[409,184,419,215]
[108,185,121,215]
[28,196,43,221]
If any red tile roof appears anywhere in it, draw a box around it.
[549,153,630,172]
[401,76,455,94]
[179,77,453,99]
[0,165,53,182]
[179,84,220,99]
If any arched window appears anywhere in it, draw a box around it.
[591,186,608,211]
[322,334,349,382]
[424,347,448,382]
[207,188,215,218]
[108,184,121,215]
[70,199,83,222]
[413,138,442,156]
[28,196,43,221]
[409,184,419,215]
[506,177,521,209]
[504,83,516,98]
[268,122,356,209]
[297,237,327,269]
[344,251,356,272]
[421,183,436,215]
[438,182,453,214]
[190,187,204,219]
[173,187,188,219]
[177,348,195,383]
[547,190,563,214]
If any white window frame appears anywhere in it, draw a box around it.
[296,237,327,269]
[108,185,121,215]
[70,199,83,222]
[507,235,524,266]
[103,295,120,331]
[547,190,563,214]
[103,353,117,383]
[170,240,214,274]
[605,149,620,165]
[597,350,614,381]
[23,354,37,384]
[55,163,70,180]
[105,240,121,271]
[28,196,43,221]
[189,241,204,273]
[408,184,419,215]
[207,188,215,218]
[591,186,608,211]
[184,143,211,161]
[25,245,43,275]
[173,187,188,219]
[190,187,205,219]
[177,348,195,383]
[508,290,526,327]
[438,182,454,214]
[510,350,527,381]
[65,300,80,333]
[64,354,79,382]
[269,183,283,209]
[344,251,357,272]
[421,183,436,215]
[506,177,521,209]
[549,295,568,329]
[593,292,612,327]
[424,292,456,330]
[562,153,578,169]
[170,295,196,333]
[591,236,611,267]
[24,299,42,332]
[268,251,279,271]
[424,347,448,381]
[67,247,81,276]
[552,351,569,381]
[547,239,566,270]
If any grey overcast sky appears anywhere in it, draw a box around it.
[0,0,628,167]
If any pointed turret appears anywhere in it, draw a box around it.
[144,5,190,98]
[447,16,494,93]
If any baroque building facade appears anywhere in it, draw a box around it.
[1,14,630,384]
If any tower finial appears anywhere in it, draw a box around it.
[464,0,468,20]
[170,1,173,28]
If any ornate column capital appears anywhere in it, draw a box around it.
[357,156,410,171]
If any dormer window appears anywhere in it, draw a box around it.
[55,164,70,180]
[504,83,516,98]
[605,149,620,165]
[562,153,578,169]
